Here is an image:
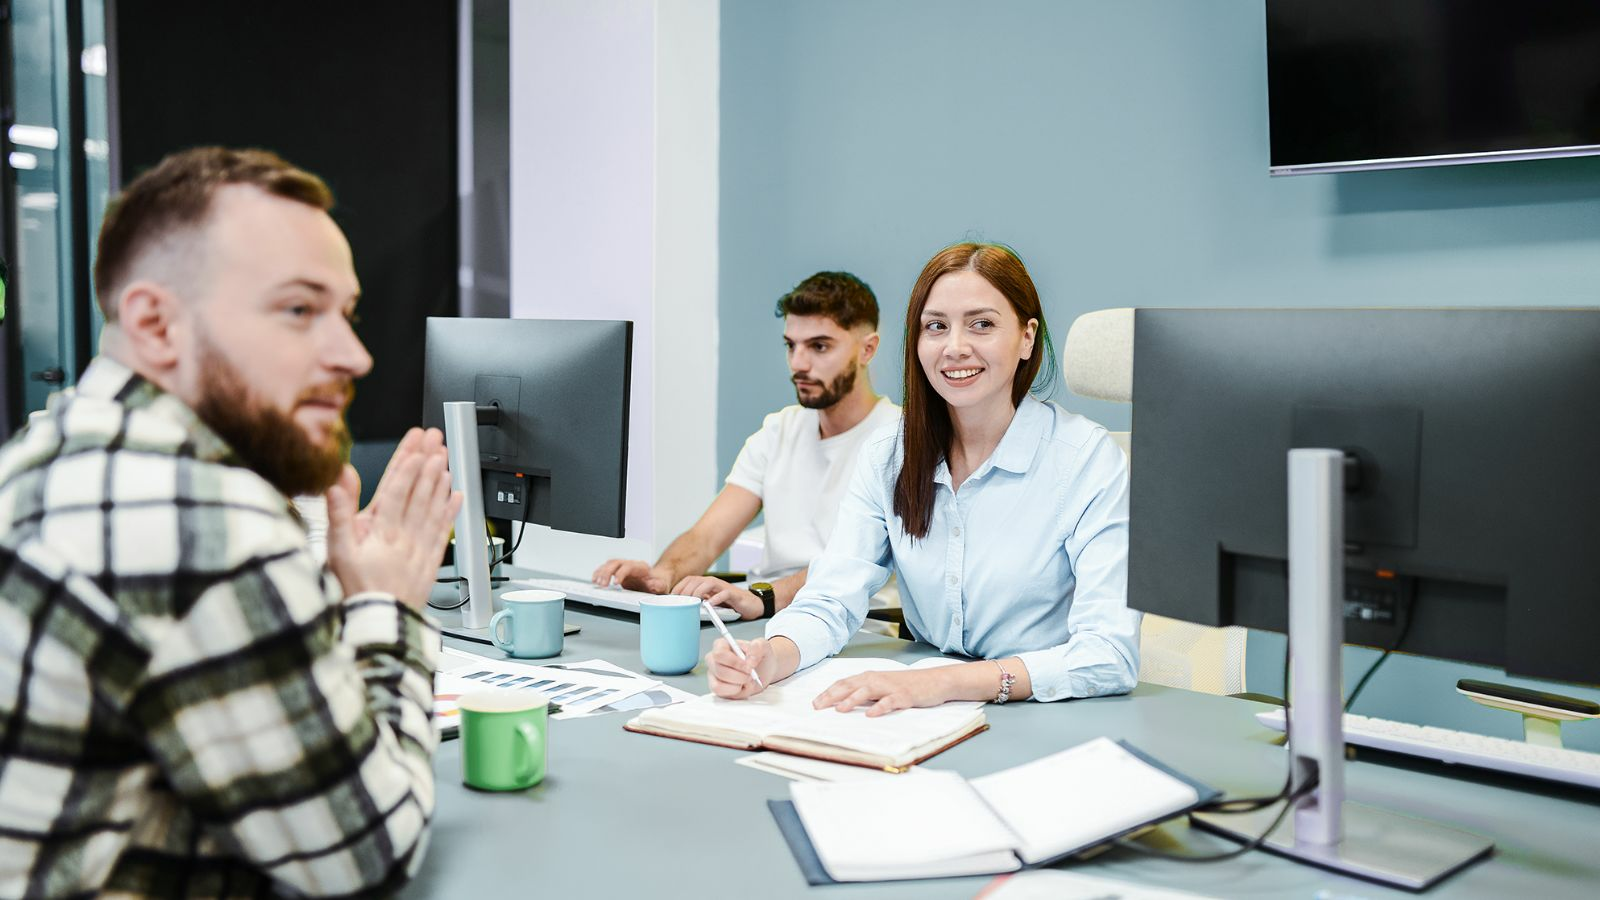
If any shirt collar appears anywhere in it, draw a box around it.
[65,356,240,464]
[931,396,1048,486]
[988,396,1048,475]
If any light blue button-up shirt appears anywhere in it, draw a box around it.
[767,396,1140,701]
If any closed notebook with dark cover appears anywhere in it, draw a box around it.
[770,737,1223,884]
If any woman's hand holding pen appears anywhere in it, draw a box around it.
[706,635,804,698]
[706,637,776,699]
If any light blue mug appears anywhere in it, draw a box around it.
[638,595,702,675]
[490,590,565,658]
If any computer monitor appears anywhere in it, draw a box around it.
[422,317,633,625]
[423,316,633,535]
[1128,307,1600,888]
[1129,307,1600,683]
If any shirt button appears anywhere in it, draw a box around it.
[948,574,958,586]
[953,526,962,537]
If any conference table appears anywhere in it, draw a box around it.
[403,601,1600,899]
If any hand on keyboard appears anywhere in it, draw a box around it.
[518,577,740,622]
[591,558,672,594]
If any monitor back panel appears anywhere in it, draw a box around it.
[423,317,632,538]
[1129,308,1600,684]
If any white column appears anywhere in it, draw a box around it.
[508,0,719,575]
[653,0,720,550]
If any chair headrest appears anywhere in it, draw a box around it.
[1062,307,1133,403]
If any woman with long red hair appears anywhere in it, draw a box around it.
[705,243,1139,712]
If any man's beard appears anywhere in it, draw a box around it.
[192,341,353,497]
[794,365,856,410]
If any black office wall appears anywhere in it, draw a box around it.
[113,1,458,440]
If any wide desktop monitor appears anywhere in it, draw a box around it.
[1127,307,1600,887]
[423,317,633,624]
[1130,307,1600,683]
[423,316,632,535]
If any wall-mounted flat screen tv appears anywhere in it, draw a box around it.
[1267,1,1600,175]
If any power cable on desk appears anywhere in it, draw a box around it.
[1119,601,1426,863]
[1113,630,1309,864]
[1196,632,1296,815]
[1135,594,1421,862]
[1114,776,1320,864]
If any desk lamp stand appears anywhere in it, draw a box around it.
[1193,449,1492,890]
[444,400,494,629]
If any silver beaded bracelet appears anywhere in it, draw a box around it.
[993,659,1016,704]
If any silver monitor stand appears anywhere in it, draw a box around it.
[443,400,494,629]
[1192,449,1493,890]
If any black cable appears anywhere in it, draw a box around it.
[1345,595,1417,713]
[430,488,530,609]
[1196,630,1295,815]
[427,592,472,611]
[495,517,527,568]
[435,519,525,577]
[1114,775,1320,863]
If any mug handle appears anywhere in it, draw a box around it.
[489,609,513,652]
[515,720,543,785]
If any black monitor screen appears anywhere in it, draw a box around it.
[1267,0,1600,171]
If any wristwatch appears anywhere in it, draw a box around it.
[750,582,777,618]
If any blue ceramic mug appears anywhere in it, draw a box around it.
[490,590,565,659]
[638,595,702,675]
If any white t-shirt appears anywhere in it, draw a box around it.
[725,397,901,580]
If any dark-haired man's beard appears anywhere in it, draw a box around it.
[794,365,856,410]
[192,343,353,497]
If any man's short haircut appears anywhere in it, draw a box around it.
[93,146,333,321]
[773,271,879,331]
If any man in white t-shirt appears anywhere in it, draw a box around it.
[593,271,900,619]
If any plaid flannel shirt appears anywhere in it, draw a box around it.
[0,357,440,898]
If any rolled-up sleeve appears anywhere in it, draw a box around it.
[766,434,895,670]
[1016,435,1141,701]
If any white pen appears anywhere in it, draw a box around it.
[704,601,764,689]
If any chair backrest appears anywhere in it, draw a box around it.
[1062,308,1248,696]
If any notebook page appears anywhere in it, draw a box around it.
[791,771,1021,881]
[632,658,911,735]
[635,657,980,756]
[764,658,982,757]
[771,704,984,758]
[970,737,1200,865]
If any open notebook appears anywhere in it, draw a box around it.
[770,737,1220,883]
[625,657,987,771]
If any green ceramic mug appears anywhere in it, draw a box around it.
[459,692,548,791]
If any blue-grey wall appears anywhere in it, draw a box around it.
[719,0,1600,749]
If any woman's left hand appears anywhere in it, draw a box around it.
[811,669,951,717]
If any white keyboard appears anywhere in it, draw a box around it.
[1255,708,1600,790]
[514,577,740,622]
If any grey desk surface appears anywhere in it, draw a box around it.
[407,598,1600,900]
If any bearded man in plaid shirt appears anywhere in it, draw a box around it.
[0,147,462,897]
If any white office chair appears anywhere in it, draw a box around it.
[1064,308,1250,697]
